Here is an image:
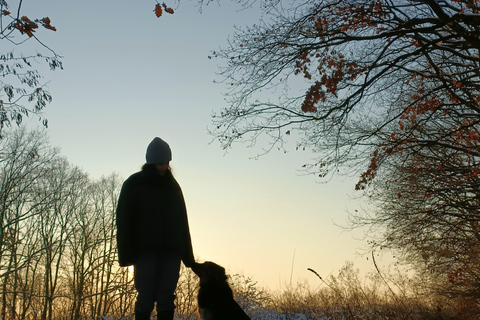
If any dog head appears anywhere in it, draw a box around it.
[191,261,228,285]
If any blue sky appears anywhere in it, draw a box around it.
[14,0,392,289]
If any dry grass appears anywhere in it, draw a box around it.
[221,261,478,320]
[2,261,476,319]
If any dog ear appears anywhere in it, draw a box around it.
[212,264,228,282]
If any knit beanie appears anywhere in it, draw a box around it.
[145,137,172,164]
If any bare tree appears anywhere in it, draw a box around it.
[15,215,44,320]
[351,141,480,306]
[0,128,144,320]
[65,174,125,320]
[89,174,122,319]
[0,128,59,319]
[211,0,480,179]
[175,265,199,320]
[34,158,89,320]
[209,0,480,307]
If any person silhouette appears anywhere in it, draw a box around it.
[116,137,195,320]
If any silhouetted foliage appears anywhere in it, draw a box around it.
[0,1,61,136]
[209,0,480,309]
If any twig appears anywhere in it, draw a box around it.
[307,267,356,320]
[371,251,398,301]
[371,251,413,320]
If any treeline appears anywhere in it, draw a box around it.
[0,128,137,320]
[0,127,476,320]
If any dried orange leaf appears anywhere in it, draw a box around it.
[154,4,163,17]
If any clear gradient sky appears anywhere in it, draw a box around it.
[16,0,392,290]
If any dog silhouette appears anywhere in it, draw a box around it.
[191,261,251,320]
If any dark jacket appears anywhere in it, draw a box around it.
[116,170,195,267]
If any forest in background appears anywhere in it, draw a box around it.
[2,0,480,318]
[0,128,476,320]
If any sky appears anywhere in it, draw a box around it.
[13,0,394,290]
